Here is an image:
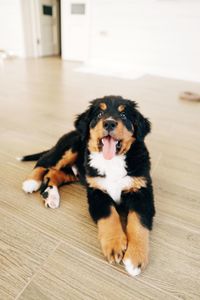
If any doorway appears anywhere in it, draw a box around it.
[39,0,61,56]
[21,0,61,57]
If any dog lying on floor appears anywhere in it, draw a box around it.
[20,95,155,276]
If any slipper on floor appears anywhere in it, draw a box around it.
[179,91,200,102]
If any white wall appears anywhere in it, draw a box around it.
[88,0,200,81]
[0,0,51,58]
[62,0,198,81]
[0,0,25,57]
[20,0,39,57]
[61,0,90,61]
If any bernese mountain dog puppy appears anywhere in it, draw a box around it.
[20,96,155,276]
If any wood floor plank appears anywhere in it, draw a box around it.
[141,243,200,300]
[152,213,200,262]
[153,157,200,194]
[18,242,177,300]
[0,58,199,299]
[1,161,200,299]
[154,178,200,229]
[0,209,59,300]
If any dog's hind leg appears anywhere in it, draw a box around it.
[22,131,81,206]
[38,146,79,208]
[22,166,47,193]
[40,168,78,208]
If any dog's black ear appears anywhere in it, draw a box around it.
[74,108,91,139]
[127,100,151,141]
[134,111,151,141]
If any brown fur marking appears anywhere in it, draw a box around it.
[123,176,147,193]
[86,176,106,191]
[99,102,107,110]
[87,176,146,196]
[88,119,134,154]
[88,119,104,152]
[45,168,77,187]
[27,167,46,181]
[116,121,135,154]
[98,207,127,263]
[55,149,78,170]
[118,105,125,112]
[123,212,149,270]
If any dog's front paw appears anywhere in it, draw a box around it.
[22,179,41,193]
[100,233,127,264]
[123,242,149,276]
[41,186,60,209]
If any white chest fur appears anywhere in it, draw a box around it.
[89,152,132,203]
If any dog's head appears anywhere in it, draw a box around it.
[75,96,151,159]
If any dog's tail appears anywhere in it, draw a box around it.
[16,150,48,162]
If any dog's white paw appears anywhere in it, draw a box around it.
[42,186,60,209]
[123,259,141,277]
[22,179,41,193]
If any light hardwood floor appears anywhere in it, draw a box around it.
[0,57,200,300]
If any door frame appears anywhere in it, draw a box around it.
[21,0,60,57]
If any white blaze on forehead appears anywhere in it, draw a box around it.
[104,117,115,121]
[89,152,132,203]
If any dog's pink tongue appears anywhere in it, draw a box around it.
[102,136,117,160]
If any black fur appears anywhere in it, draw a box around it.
[123,185,155,229]
[87,188,113,222]
[21,150,48,161]
[35,131,81,169]
[22,96,155,231]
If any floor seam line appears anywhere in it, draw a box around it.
[14,241,62,300]
[0,206,61,243]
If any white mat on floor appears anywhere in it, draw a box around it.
[75,64,145,80]
[75,62,200,82]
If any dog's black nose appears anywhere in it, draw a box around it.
[103,120,118,131]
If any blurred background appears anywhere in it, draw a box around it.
[0,0,200,82]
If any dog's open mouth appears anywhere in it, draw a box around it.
[101,136,121,160]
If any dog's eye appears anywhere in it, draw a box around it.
[120,112,127,120]
[97,111,104,119]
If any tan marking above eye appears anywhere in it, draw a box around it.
[118,105,125,112]
[99,102,107,111]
